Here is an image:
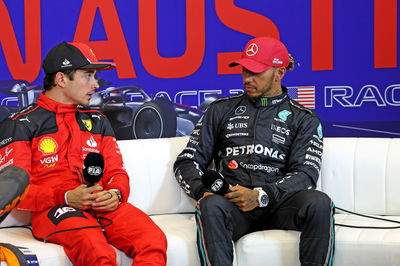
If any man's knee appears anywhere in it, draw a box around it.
[300,190,333,219]
[198,194,232,215]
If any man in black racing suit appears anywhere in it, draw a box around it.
[174,36,335,266]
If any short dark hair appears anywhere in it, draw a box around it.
[43,69,76,91]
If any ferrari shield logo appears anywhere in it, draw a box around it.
[82,120,92,131]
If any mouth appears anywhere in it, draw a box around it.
[244,85,256,92]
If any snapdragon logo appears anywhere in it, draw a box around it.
[239,162,280,173]
[228,160,238,169]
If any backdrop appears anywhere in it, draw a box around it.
[0,0,399,139]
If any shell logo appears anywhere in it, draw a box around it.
[38,137,58,155]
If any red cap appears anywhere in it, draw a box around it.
[229,36,290,73]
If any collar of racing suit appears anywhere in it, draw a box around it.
[36,92,77,113]
[252,86,288,108]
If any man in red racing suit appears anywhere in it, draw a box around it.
[0,42,167,265]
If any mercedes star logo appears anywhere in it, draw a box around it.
[235,106,246,115]
[246,43,258,56]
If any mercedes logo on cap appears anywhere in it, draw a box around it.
[246,43,258,56]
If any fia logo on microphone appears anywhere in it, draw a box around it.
[211,179,223,192]
[87,166,102,176]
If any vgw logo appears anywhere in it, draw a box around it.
[324,84,400,107]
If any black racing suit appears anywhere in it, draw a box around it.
[174,87,335,266]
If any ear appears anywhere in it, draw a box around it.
[54,72,67,88]
[275,67,286,81]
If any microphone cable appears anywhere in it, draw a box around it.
[334,206,400,229]
[0,214,112,243]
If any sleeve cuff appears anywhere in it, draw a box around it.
[64,191,69,205]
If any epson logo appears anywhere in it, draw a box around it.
[88,166,102,176]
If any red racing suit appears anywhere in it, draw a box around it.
[0,93,167,265]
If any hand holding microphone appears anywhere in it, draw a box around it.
[83,152,104,187]
[82,153,119,211]
[66,153,117,210]
[201,170,231,195]
[201,170,260,212]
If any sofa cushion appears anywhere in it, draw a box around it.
[150,214,200,266]
[234,213,400,266]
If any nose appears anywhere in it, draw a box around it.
[94,79,100,89]
[242,69,253,82]
[93,78,100,90]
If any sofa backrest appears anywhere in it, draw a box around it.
[120,136,400,216]
[2,136,399,227]
[320,137,400,215]
[118,136,196,215]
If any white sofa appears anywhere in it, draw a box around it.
[1,136,400,266]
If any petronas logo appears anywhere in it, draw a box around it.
[261,98,268,106]
[317,123,323,139]
[278,110,292,121]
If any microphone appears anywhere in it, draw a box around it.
[0,166,30,223]
[201,170,230,195]
[83,153,104,187]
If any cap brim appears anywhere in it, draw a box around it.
[80,62,116,71]
[229,58,272,73]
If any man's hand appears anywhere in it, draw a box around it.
[199,191,214,201]
[225,185,259,212]
[66,184,103,210]
[66,185,119,212]
[91,189,120,212]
